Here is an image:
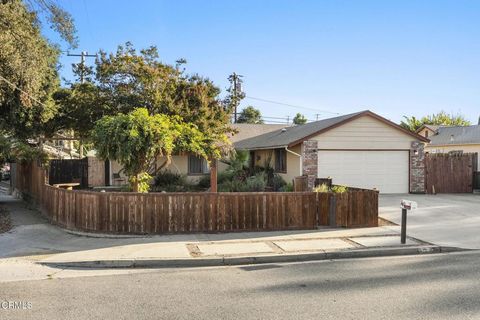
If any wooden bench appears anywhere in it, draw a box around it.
[52,183,80,190]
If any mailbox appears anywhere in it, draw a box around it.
[401,199,417,210]
[400,199,418,244]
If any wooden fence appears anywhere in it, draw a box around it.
[425,153,478,194]
[14,162,378,234]
[49,158,88,188]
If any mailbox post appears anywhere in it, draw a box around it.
[400,200,417,244]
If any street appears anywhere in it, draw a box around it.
[1,251,479,320]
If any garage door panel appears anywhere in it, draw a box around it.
[317,150,409,193]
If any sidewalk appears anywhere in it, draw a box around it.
[0,190,458,272]
[39,228,447,269]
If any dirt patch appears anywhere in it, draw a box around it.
[378,217,398,226]
[0,206,12,233]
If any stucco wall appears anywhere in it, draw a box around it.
[312,115,414,150]
[425,144,480,168]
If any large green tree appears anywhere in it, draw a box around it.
[401,111,471,132]
[92,108,217,192]
[53,43,234,149]
[0,0,76,160]
[237,106,264,124]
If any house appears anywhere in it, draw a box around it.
[91,123,287,187]
[235,110,429,194]
[418,124,480,168]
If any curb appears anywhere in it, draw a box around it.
[38,245,466,269]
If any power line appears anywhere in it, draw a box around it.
[245,95,340,115]
[0,74,50,109]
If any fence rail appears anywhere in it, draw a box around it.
[14,162,378,234]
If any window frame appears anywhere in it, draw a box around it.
[188,155,210,175]
[274,148,287,173]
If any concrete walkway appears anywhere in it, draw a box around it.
[0,190,452,280]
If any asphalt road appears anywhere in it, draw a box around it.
[1,251,479,320]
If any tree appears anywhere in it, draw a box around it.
[401,111,471,132]
[94,43,234,138]
[92,108,219,192]
[53,43,234,144]
[237,106,264,124]
[293,113,307,125]
[0,0,77,160]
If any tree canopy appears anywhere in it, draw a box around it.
[293,113,307,125]
[92,108,219,192]
[237,106,264,124]
[0,0,77,162]
[400,111,471,132]
[53,43,234,144]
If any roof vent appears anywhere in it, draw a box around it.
[281,128,287,133]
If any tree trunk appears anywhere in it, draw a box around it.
[210,158,217,193]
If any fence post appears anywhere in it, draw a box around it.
[329,194,336,227]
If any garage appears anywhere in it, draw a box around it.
[317,150,410,194]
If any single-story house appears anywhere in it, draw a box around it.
[89,123,287,187]
[235,110,429,194]
[417,123,480,168]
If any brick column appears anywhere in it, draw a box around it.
[302,140,318,190]
[410,141,426,193]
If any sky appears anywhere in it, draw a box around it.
[43,0,480,124]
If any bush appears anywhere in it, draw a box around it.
[313,184,330,193]
[152,171,194,192]
[244,173,267,191]
[279,182,293,192]
[313,184,348,194]
[331,185,348,194]
[271,174,287,191]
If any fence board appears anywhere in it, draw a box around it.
[14,162,378,234]
[425,153,476,193]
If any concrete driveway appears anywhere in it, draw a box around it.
[380,194,480,249]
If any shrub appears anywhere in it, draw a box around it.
[331,185,348,194]
[244,173,267,192]
[279,182,293,192]
[271,174,287,191]
[313,184,330,193]
[313,184,348,194]
[152,170,194,192]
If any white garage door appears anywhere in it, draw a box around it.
[317,150,409,193]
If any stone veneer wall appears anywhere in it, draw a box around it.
[302,140,318,189]
[410,141,426,193]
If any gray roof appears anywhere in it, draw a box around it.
[234,111,365,150]
[428,125,480,146]
[229,124,287,143]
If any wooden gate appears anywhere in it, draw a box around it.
[425,153,478,193]
[49,158,88,188]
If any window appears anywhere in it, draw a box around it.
[274,149,287,173]
[425,130,429,138]
[188,155,209,174]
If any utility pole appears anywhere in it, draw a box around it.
[228,72,244,123]
[315,113,320,121]
[67,51,97,83]
[67,51,97,157]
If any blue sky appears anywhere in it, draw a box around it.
[44,0,480,124]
